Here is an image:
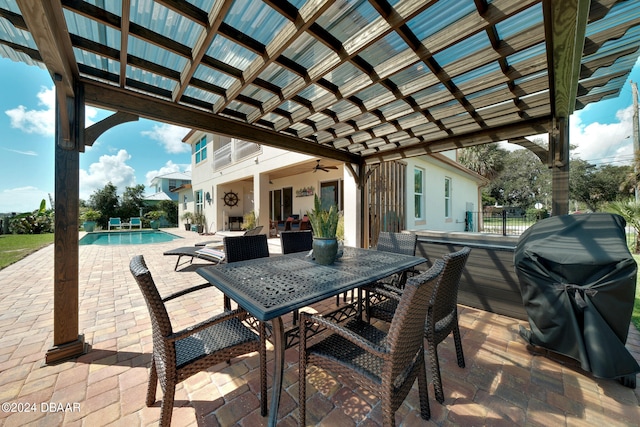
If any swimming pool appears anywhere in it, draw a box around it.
[79,230,182,245]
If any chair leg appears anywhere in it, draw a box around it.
[428,342,445,403]
[453,322,465,368]
[159,383,176,427]
[146,359,158,406]
[417,356,431,420]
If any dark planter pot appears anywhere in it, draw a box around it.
[312,237,338,265]
[196,225,204,233]
[184,223,191,231]
[83,221,96,232]
[150,220,160,230]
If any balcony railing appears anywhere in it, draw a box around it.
[213,139,260,171]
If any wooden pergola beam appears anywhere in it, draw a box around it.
[82,79,361,165]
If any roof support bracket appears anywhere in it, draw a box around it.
[85,112,140,149]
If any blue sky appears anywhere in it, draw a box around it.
[1,56,640,213]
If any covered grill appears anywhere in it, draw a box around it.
[515,213,639,387]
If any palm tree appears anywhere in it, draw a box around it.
[458,143,506,179]
[607,200,640,253]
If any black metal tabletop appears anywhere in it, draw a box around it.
[197,246,425,321]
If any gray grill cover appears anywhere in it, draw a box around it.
[515,213,639,381]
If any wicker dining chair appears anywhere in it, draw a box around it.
[366,246,471,403]
[337,231,418,306]
[299,260,445,427]
[129,255,266,426]
[279,230,314,324]
[280,230,313,254]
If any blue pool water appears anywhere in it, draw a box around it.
[79,230,182,245]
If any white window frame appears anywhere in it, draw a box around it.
[414,167,424,220]
[444,176,452,218]
[195,136,207,164]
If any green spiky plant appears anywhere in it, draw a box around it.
[307,194,339,238]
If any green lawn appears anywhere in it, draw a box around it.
[0,233,54,270]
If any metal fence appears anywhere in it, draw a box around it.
[464,210,547,236]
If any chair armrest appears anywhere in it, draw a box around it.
[162,283,215,302]
[299,312,389,359]
[362,283,403,302]
[167,308,249,343]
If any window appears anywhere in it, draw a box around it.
[195,190,203,213]
[320,180,343,211]
[414,168,423,219]
[445,177,452,218]
[195,136,207,164]
[169,179,177,190]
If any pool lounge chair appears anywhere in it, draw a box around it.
[108,217,122,230]
[163,246,226,271]
[129,217,142,229]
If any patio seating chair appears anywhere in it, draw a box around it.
[337,231,418,306]
[163,246,225,271]
[280,230,313,255]
[279,230,313,324]
[108,217,122,230]
[365,246,471,403]
[243,225,263,236]
[222,233,270,414]
[299,260,445,427]
[130,217,142,229]
[129,255,266,427]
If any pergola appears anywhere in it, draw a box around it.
[1,0,639,363]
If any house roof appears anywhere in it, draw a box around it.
[1,1,639,164]
[150,171,192,184]
[143,191,174,201]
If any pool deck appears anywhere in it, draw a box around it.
[0,227,639,426]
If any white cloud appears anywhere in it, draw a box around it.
[4,85,99,137]
[570,105,634,165]
[141,123,191,154]
[5,86,55,135]
[79,149,136,200]
[2,148,37,156]
[145,160,184,187]
[0,186,51,213]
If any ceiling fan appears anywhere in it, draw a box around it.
[313,159,338,173]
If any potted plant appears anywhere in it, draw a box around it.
[81,208,101,232]
[145,210,165,230]
[181,211,194,231]
[193,212,206,234]
[307,194,340,265]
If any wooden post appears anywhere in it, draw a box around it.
[46,79,86,363]
[550,117,570,216]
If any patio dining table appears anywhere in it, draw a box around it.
[197,246,425,426]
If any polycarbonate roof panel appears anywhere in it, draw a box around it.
[184,85,220,105]
[495,3,543,39]
[433,31,492,67]
[359,32,406,68]
[74,48,118,74]
[316,0,379,43]
[127,65,176,91]
[3,0,640,162]
[407,0,477,40]
[283,32,334,69]
[193,64,236,89]
[64,10,120,50]
[223,0,287,46]
[131,0,202,47]
[207,35,257,71]
[128,36,187,71]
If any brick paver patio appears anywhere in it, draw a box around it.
[0,228,638,426]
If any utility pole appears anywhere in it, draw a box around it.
[633,81,639,202]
